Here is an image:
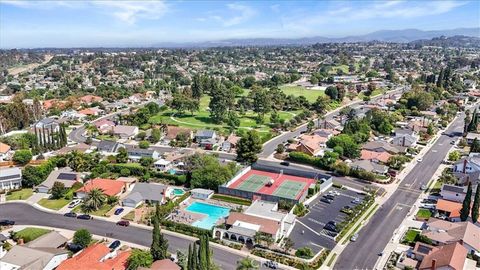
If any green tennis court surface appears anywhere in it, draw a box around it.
[273,180,306,199]
[237,174,271,192]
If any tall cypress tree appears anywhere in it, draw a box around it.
[472,184,480,223]
[198,235,207,270]
[62,125,68,146]
[187,244,193,270]
[191,242,198,270]
[150,216,162,260]
[42,127,48,150]
[460,182,472,221]
[468,109,478,132]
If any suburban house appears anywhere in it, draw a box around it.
[453,157,480,174]
[392,128,419,147]
[466,132,480,144]
[57,243,130,270]
[418,242,468,270]
[122,183,169,208]
[76,178,126,198]
[195,130,217,142]
[154,159,172,172]
[112,125,139,139]
[440,184,476,203]
[0,231,69,270]
[56,143,92,155]
[360,149,392,164]
[313,128,339,138]
[422,218,480,255]
[350,159,389,175]
[94,119,116,134]
[97,140,124,155]
[78,107,104,117]
[35,117,60,132]
[191,188,214,200]
[363,141,406,154]
[222,134,241,152]
[138,259,181,270]
[0,167,22,191]
[79,95,103,104]
[243,200,296,238]
[0,142,12,161]
[318,119,342,130]
[126,146,160,161]
[60,109,87,121]
[295,134,328,156]
[164,126,193,143]
[435,199,462,222]
[37,167,82,193]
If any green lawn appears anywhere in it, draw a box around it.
[416,209,432,219]
[279,85,325,103]
[6,189,33,201]
[13,227,50,243]
[74,204,114,217]
[402,229,420,245]
[328,65,350,75]
[149,96,297,135]
[37,198,71,210]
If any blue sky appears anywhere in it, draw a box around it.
[1,0,478,48]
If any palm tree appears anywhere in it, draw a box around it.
[236,257,259,270]
[83,188,106,211]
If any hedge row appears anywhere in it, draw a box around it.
[161,219,212,238]
[211,194,252,206]
[251,248,330,269]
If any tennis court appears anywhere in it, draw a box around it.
[272,180,307,200]
[236,174,271,192]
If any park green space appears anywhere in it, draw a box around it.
[38,197,71,210]
[149,96,299,135]
[278,85,325,102]
[6,188,33,201]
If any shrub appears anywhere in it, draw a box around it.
[13,149,33,165]
[295,247,313,259]
[73,229,92,248]
[211,194,252,206]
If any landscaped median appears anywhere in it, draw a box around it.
[251,247,330,269]
[335,194,376,242]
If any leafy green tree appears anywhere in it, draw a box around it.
[312,96,330,114]
[83,188,106,211]
[283,237,294,253]
[227,111,240,131]
[448,151,461,162]
[22,165,43,187]
[236,257,259,270]
[468,109,478,132]
[325,86,338,100]
[140,157,154,167]
[276,144,285,154]
[471,138,480,153]
[326,134,360,158]
[177,250,187,270]
[472,184,479,223]
[151,203,168,260]
[250,87,272,122]
[127,249,153,270]
[139,141,150,149]
[150,128,161,143]
[460,182,473,221]
[116,147,129,163]
[13,149,32,165]
[73,229,92,248]
[189,154,238,190]
[51,181,66,199]
[209,81,235,123]
[236,130,262,163]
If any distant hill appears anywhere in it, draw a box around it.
[410,35,480,48]
[152,27,480,48]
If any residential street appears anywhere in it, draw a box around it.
[334,112,465,270]
[0,203,281,270]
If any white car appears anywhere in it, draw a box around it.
[68,199,82,209]
[417,158,423,162]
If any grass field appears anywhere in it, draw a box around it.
[416,209,432,219]
[149,96,298,135]
[7,189,33,201]
[38,198,71,210]
[13,227,50,243]
[401,229,420,245]
[279,85,325,103]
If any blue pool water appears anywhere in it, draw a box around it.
[173,188,185,196]
[185,202,230,230]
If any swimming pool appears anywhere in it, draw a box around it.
[173,188,185,196]
[185,202,230,230]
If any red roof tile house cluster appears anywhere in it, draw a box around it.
[76,178,126,199]
[57,243,130,270]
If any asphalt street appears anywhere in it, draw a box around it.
[0,203,270,270]
[334,113,465,270]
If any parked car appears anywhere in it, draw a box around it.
[350,233,358,242]
[68,199,82,209]
[114,208,124,215]
[417,158,423,162]
[320,198,332,204]
[325,194,335,200]
[0,220,15,226]
[351,198,361,204]
[420,184,427,190]
[264,260,278,269]
[77,214,92,220]
[109,240,121,250]
[64,212,77,218]
[116,220,130,227]
[280,161,290,166]
[67,243,83,252]
[324,223,338,232]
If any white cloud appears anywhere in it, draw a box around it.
[1,0,168,24]
[211,3,256,27]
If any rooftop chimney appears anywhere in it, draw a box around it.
[432,259,437,270]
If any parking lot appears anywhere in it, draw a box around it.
[289,187,366,253]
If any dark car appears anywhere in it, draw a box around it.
[320,198,332,204]
[109,240,121,250]
[114,208,124,215]
[280,161,290,166]
[0,220,15,226]
[67,243,84,253]
[325,194,335,200]
[64,212,77,218]
[324,222,338,232]
[77,214,92,220]
[116,220,130,227]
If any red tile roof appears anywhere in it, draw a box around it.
[57,243,130,270]
[436,199,462,218]
[419,242,467,270]
[77,178,125,196]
